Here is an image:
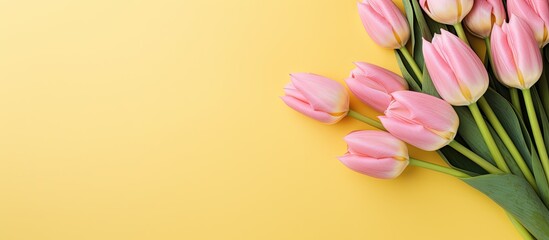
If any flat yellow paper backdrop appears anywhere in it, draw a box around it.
[0,0,519,239]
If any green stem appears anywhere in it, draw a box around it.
[448,141,502,174]
[477,97,538,190]
[453,22,470,45]
[398,47,423,83]
[484,38,493,65]
[468,102,511,172]
[347,110,385,130]
[507,213,535,240]
[409,158,469,178]
[522,88,549,182]
[510,89,523,116]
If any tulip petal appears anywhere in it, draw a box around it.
[338,154,409,179]
[344,130,408,159]
[421,0,473,24]
[379,116,453,151]
[290,73,349,114]
[346,77,392,112]
[283,83,307,102]
[507,17,543,88]
[369,0,410,44]
[358,2,403,48]
[459,0,475,20]
[423,38,469,105]
[281,96,343,124]
[491,25,520,88]
[389,91,459,133]
[423,0,459,24]
[464,0,495,38]
[436,30,488,104]
[508,0,549,46]
[354,62,408,91]
[489,0,506,25]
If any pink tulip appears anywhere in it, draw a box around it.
[357,0,410,49]
[281,73,350,124]
[420,0,474,25]
[464,0,506,38]
[491,16,543,89]
[345,62,408,113]
[339,130,409,179]
[508,0,549,47]
[379,91,459,151]
[423,29,489,106]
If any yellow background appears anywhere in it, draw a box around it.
[0,0,519,239]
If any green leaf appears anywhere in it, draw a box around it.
[483,89,531,168]
[531,147,549,207]
[536,56,549,120]
[436,107,493,174]
[529,88,549,206]
[401,0,426,84]
[486,67,511,101]
[438,143,486,175]
[463,174,549,239]
[424,18,447,36]
[488,124,525,178]
[484,88,549,206]
[395,51,421,91]
[410,0,447,37]
[408,0,431,70]
[401,0,415,53]
[531,88,549,155]
[409,0,431,40]
[420,67,440,97]
[452,104,524,177]
[454,107,494,164]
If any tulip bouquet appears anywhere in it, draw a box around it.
[282,0,549,238]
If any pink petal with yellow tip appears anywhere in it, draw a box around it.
[290,73,349,114]
[353,62,408,91]
[338,154,409,179]
[420,0,473,24]
[423,38,469,105]
[344,130,408,159]
[281,96,343,124]
[432,30,488,105]
[388,91,459,132]
[379,116,454,151]
[506,17,543,88]
[508,0,549,46]
[491,24,520,87]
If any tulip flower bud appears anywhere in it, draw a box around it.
[357,0,410,49]
[420,0,473,25]
[507,0,549,47]
[281,73,350,124]
[491,16,543,89]
[464,0,506,38]
[423,30,489,106]
[345,62,408,113]
[339,130,409,179]
[379,91,459,151]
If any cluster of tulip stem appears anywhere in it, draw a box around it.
[356,1,549,238]
[352,23,540,238]
[282,0,549,238]
[355,0,549,192]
